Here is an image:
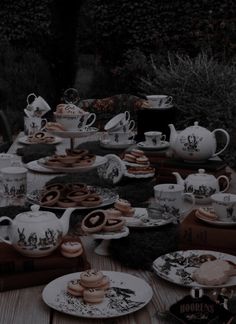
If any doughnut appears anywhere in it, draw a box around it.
[103,218,125,232]
[40,189,60,206]
[45,183,65,192]
[105,208,122,218]
[57,198,77,208]
[61,241,83,258]
[83,288,105,303]
[67,279,85,296]
[67,189,90,202]
[192,259,233,285]
[130,149,144,157]
[81,210,107,233]
[114,199,131,213]
[80,269,104,288]
[80,194,102,207]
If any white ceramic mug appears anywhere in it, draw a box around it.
[144,131,166,146]
[54,112,96,131]
[26,93,51,117]
[146,95,173,108]
[104,111,130,132]
[1,167,27,205]
[211,193,236,222]
[154,183,195,222]
[24,117,47,135]
[106,131,135,143]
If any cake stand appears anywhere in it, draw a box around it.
[91,226,129,256]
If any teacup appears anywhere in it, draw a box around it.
[1,166,27,205]
[24,117,47,135]
[211,193,236,222]
[0,154,16,170]
[26,93,51,117]
[104,111,130,132]
[153,183,195,222]
[109,120,135,133]
[106,131,135,143]
[54,112,96,131]
[144,131,166,146]
[146,95,173,108]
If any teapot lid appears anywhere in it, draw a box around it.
[15,205,56,223]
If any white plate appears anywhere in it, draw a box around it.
[195,208,236,227]
[27,186,119,210]
[97,154,125,184]
[18,136,62,145]
[153,250,236,288]
[47,127,98,138]
[25,160,63,174]
[100,139,135,149]
[42,271,153,319]
[38,155,107,173]
[122,208,173,228]
[137,141,170,151]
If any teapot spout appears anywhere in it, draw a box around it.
[172,172,185,186]
[168,124,177,147]
[60,208,76,236]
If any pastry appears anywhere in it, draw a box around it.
[122,207,135,217]
[57,198,77,208]
[67,189,90,202]
[67,279,85,296]
[105,208,122,218]
[40,189,60,206]
[103,218,125,232]
[61,241,83,258]
[66,182,87,191]
[136,156,149,165]
[96,275,110,290]
[130,149,144,157]
[114,199,131,213]
[83,288,105,303]
[80,269,104,288]
[80,194,102,207]
[123,153,136,163]
[66,149,89,157]
[81,210,107,233]
[45,157,63,167]
[46,121,66,131]
[56,155,78,165]
[45,183,65,192]
[127,166,155,175]
[196,207,218,220]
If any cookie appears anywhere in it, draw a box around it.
[61,241,83,258]
[130,149,144,157]
[105,208,122,218]
[114,199,131,213]
[136,156,149,165]
[103,218,125,232]
[57,198,77,208]
[80,194,102,207]
[80,269,104,288]
[81,210,107,233]
[123,153,136,163]
[40,189,60,207]
[67,189,90,202]
[83,288,105,303]
[67,279,85,296]
[96,275,110,290]
[45,183,65,192]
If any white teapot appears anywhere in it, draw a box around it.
[169,122,230,161]
[173,169,230,204]
[0,205,76,257]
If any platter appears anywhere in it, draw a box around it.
[153,250,236,288]
[25,160,63,174]
[122,208,173,228]
[42,271,153,319]
[27,186,119,210]
[38,155,107,173]
[99,139,135,149]
[47,127,98,138]
[18,135,62,145]
[137,141,170,151]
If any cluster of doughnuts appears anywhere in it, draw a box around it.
[81,209,125,234]
[192,259,236,286]
[40,182,103,208]
[44,149,96,168]
[27,131,55,144]
[123,149,149,165]
[60,241,83,258]
[67,269,110,303]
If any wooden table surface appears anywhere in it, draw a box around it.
[0,131,236,324]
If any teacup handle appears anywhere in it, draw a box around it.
[41,118,47,130]
[0,216,13,244]
[85,113,96,128]
[166,96,173,105]
[128,132,135,140]
[128,120,135,132]
[124,111,130,121]
[182,193,195,215]
[26,93,37,105]
[161,134,166,142]
[212,129,230,157]
[218,175,230,193]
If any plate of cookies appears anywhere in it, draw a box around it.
[42,269,153,318]
[19,132,62,145]
[122,149,155,178]
[27,184,119,210]
[153,250,236,288]
[37,153,107,173]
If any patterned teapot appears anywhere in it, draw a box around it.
[172,169,230,204]
[168,122,230,161]
[0,205,75,257]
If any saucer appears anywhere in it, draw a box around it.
[137,141,169,150]
[100,139,135,149]
[148,104,173,110]
[195,207,236,227]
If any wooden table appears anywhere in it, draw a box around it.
[0,132,236,324]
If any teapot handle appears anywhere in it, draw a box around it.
[0,216,13,244]
[217,175,230,193]
[212,129,230,157]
